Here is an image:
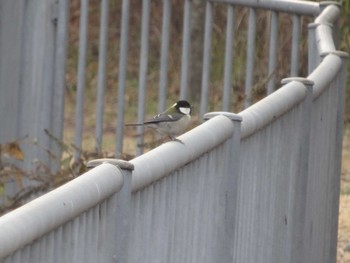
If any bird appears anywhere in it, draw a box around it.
[126,100,193,141]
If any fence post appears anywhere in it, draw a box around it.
[87,158,134,263]
[244,8,256,108]
[115,0,130,155]
[281,77,313,263]
[199,1,213,118]
[203,112,242,262]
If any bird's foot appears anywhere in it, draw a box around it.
[169,137,184,144]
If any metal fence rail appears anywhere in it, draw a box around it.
[235,79,313,262]
[0,0,347,263]
[0,163,131,263]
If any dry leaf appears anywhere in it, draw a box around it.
[2,142,24,161]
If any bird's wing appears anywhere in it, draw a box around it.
[143,113,182,124]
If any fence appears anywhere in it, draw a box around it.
[69,0,318,157]
[0,162,132,262]
[0,0,319,166]
[0,0,348,263]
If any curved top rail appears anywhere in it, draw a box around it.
[315,3,340,24]
[239,80,307,139]
[311,4,341,54]
[130,115,234,192]
[315,24,337,54]
[0,163,123,259]
[211,0,320,16]
[308,52,346,99]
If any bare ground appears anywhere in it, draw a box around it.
[338,128,350,263]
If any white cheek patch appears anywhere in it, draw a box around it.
[179,107,191,115]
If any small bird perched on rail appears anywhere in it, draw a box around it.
[126,100,193,141]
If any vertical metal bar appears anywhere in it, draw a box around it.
[74,0,89,160]
[68,218,80,262]
[90,205,100,262]
[54,226,63,262]
[52,0,69,172]
[307,23,318,75]
[267,11,278,94]
[158,0,171,113]
[222,5,234,112]
[39,3,55,170]
[156,0,170,143]
[95,0,109,153]
[136,0,151,156]
[179,0,191,99]
[76,213,86,262]
[45,232,54,262]
[244,8,256,108]
[199,1,213,118]
[99,199,110,262]
[115,0,130,155]
[290,14,300,77]
[62,221,73,261]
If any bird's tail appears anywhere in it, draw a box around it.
[125,123,144,126]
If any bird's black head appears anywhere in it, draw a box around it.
[175,100,192,115]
